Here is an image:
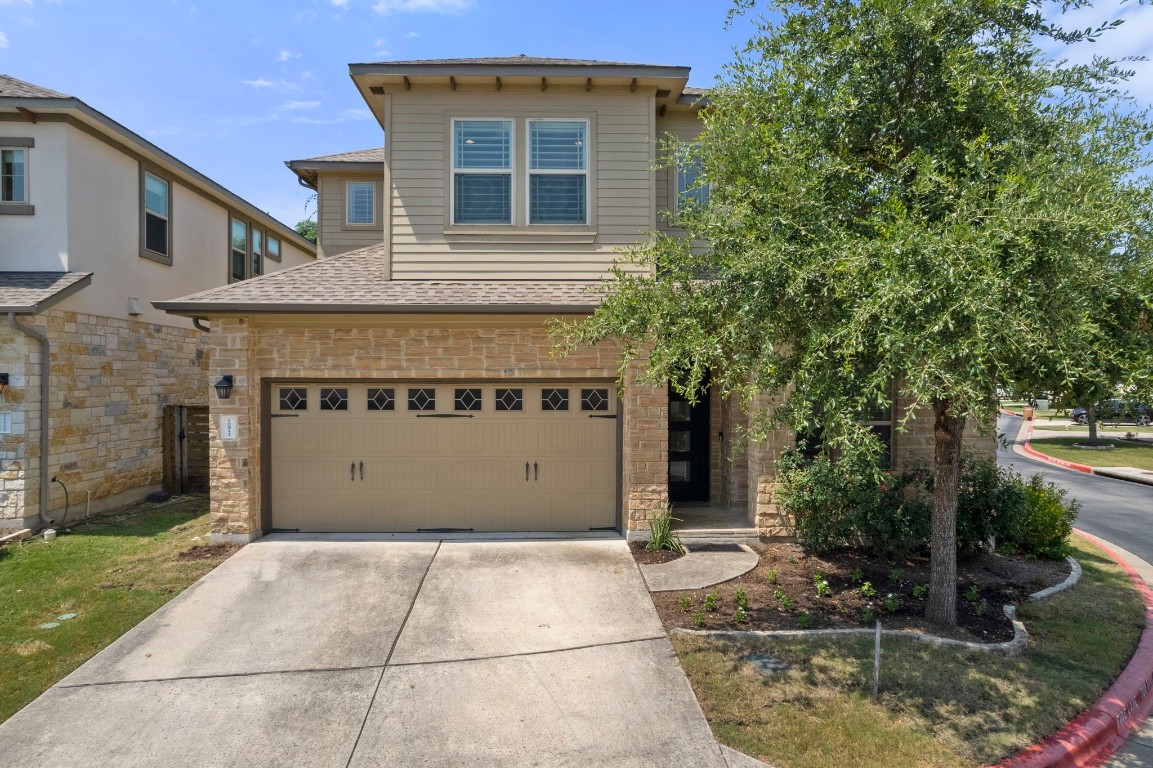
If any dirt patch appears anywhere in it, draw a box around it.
[175,543,241,562]
[13,640,52,657]
[650,543,1071,643]
[629,539,685,565]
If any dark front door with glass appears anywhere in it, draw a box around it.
[668,387,710,502]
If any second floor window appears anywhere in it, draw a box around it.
[143,172,170,258]
[252,228,264,276]
[267,236,281,262]
[453,119,512,224]
[346,182,375,225]
[676,151,709,211]
[231,218,248,282]
[1,148,27,203]
[528,119,587,225]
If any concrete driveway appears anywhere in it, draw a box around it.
[0,536,730,767]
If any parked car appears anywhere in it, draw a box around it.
[1071,399,1152,426]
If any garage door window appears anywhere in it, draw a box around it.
[581,388,609,411]
[496,388,523,411]
[542,388,569,411]
[455,388,482,412]
[320,388,348,411]
[279,388,307,411]
[409,388,436,411]
[367,388,395,411]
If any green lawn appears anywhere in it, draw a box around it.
[1029,437,1153,471]
[0,497,233,724]
[1032,423,1152,434]
[673,536,1144,768]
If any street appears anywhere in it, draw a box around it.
[997,413,1153,565]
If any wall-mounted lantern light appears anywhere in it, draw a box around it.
[214,375,234,400]
[0,373,9,394]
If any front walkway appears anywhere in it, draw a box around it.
[0,537,730,767]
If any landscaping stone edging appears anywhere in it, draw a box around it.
[670,555,1080,658]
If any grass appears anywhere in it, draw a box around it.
[1029,437,1153,471]
[672,536,1145,768]
[1032,423,1152,434]
[0,497,232,724]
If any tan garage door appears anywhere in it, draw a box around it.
[269,382,618,532]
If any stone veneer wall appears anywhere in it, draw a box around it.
[206,317,667,540]
[0,308,208,529]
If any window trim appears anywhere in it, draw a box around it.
[344,180,377,227]
[450,117,515,227]
[674,146,710,214]
[228,215,250,283]
[0,139,33,215]
[139,164,173,265]
[525,118,590,227]
[267,235,282,263]
[251,227,264,277]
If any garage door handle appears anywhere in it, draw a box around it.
[359,461,364,481]
[534,461,538,481]
[525,462,530,482]
[415,414,474,419]
[350,462,356,482]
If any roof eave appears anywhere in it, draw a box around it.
[349,62,691,80]
[285,160,384,172]
[0,272,93,315]
[152,301,598,317]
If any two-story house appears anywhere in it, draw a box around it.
[156,57,993,543]
[0,75,316,534]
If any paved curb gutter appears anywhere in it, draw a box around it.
[670,556,1080,658]
[988,533,1153,768]
[1019,421,1095,474]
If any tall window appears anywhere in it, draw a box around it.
[230,218,248,282]
[251,228,263,277]
[676,151,709,211]
[267,236,281,263]
[143,172,170,258]
[1,149,27,203]
[528,119,587,225]
[346,182,375,225]
[453,119,512,224]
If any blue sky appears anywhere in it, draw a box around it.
[1,0,1150,230]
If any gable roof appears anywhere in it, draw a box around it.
[0,75,315,255]
[293,148,386,164]
[285,148,384,189]
[362,56,667,68]
[153,244,602,315]
[0,272,93,314]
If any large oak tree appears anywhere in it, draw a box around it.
[557,0,1153,624]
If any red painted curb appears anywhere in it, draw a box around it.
[987,532,1153,768]
[1020,423,1094,474]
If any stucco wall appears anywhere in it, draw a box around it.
[0,307,209,529]
[0,121,69,271]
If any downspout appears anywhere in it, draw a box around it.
[192,317,211,333]
[9,312,50,529]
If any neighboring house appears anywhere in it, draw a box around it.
[0,75,316,533]
[156,57,994,543]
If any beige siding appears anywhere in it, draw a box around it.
[655,114,704,234]
[386,89,657,279]
[317,171,385,258]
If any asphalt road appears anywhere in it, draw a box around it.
[997,413,1153,564]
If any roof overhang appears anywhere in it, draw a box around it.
[153,301,597,317]
[0,272,92,314]
[285,158,384,190]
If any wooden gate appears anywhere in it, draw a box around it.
[163,405,210,494]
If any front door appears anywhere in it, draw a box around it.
[668,387,710,502]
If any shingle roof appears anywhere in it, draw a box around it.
[292,148,385,164]
[154,245,602,315]
[0,272,93,313]
[681,87,709,96]
[0,75,70,99]
[363,56,661,67]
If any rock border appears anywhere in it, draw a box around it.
[669,555,1080,657]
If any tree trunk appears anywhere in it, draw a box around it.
[926,397,966,625]
[1087,404,1099,446]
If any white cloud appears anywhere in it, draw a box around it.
[373,0,473,16]
[341,108,372,120]
[241,77,303,92]
[0,0,33,6]
[279,100,321,111]
[241,78,274,88]
[277,49,299,62]
[330,0,350,7]
[0,31,8,48]
[406,31,420,38]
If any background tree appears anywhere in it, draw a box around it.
[556,0,1153,624]
[294,218,317,244]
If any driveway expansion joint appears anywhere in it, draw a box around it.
[53,663,388,690]
[387,634,671,668]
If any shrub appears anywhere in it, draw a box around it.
[953,454,1026,556]
[646,506,685,555]
[1006,476,1078,559]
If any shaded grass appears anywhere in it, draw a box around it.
[1029,437,1153,471]
[0,498,233,723]
[672,536,1144,768]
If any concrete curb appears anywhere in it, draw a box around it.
[988,532,1153,768]
[1019,421,1095,474]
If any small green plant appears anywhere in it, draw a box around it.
[735,587,749,609]
[735,606,749,623]
[677,595,692,613]
[861,607,875,624]
[888,568,905,583]
[814,577,832,598]
[964,585,980,603]
[773,588,794,611]
[766,569,779,585]
[645,507,685,554]
[796,611,813,629]
[974,599,988,617]
[859,581,877,599]
[883,594,900,613]
[787,555,798,564]
[691,611,705,628]
[851,568,864,583]
[703,590,720,612]
[912,584,927,599]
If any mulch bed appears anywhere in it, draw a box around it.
[175,543,241,562]
[647,543,1071,643]
[628,539,685,565]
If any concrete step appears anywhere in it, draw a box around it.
[677,528,762,546]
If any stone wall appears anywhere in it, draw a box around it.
[0,308,208,529]
[206,317,666,540]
